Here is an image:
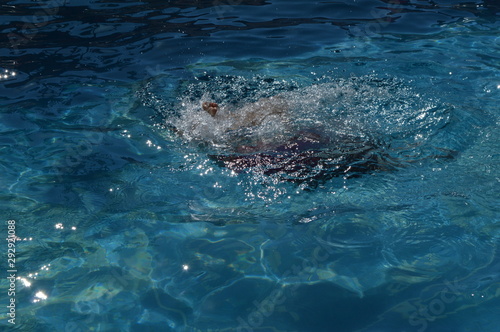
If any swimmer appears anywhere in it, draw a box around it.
[166,79,454,185]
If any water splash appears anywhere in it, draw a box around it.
[143,74,454,187]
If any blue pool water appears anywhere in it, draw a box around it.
[1,0,499,331]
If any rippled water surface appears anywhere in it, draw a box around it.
[1,0,499,331]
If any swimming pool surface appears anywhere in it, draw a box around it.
[1,0,499,331]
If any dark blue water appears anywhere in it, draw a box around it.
[1,0,499,331]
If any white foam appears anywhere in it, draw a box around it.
[165,76,450,162]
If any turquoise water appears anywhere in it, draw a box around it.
[1,0,499,331]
